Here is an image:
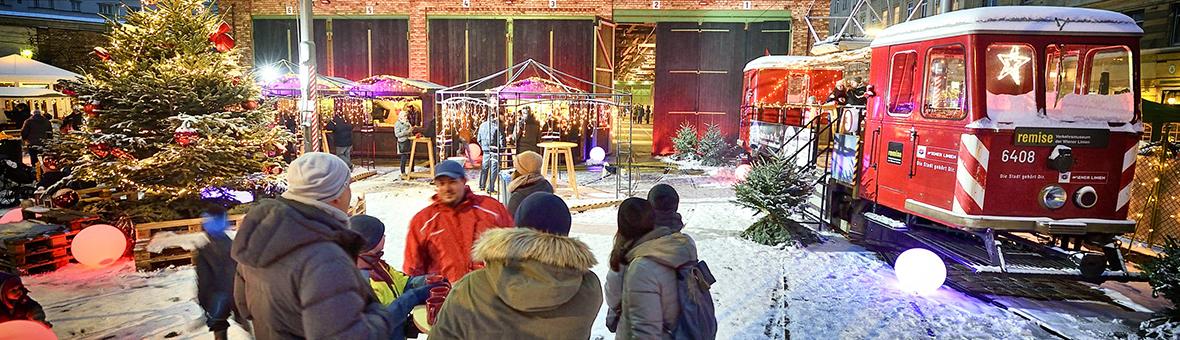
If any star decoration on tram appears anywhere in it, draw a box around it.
[996,46,1031,85]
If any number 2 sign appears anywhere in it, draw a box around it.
[652,1,661,9]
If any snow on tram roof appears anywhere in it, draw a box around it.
[743,56,818,72]
[871,6,1142,47]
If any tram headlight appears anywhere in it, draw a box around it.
[1040,185,1068,210]
[1074,186,1098,209]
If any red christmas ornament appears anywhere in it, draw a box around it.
[51,188,80,209]
[265,164,283,175]
[88,143,111,158]
[93,47,111,61]
[241,100,259,110]
[109,147,134,161]
[174,126,199,146]
[209,22,235,53]
[83,103,98,116]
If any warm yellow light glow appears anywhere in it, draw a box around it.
[1167,97,1178,105]
[19,49,33,58]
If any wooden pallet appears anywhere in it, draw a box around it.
[133,214,246,271]
[0,228,77,274]
[15,257,72,275]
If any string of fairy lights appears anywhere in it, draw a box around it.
[437,99,617,139]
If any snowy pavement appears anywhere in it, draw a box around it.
[19,171,1174,339]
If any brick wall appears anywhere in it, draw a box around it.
[219,0,828,79]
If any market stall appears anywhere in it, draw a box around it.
[0,88,74,128]
[261,73,357,153]
[436,59,633,196]
[346,75,444,159]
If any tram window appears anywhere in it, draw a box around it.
[787,74,808,104]
[887,51,918,115]
[1046,45,1134,122]
[1046,45,1079,113]
[986,44,1035,123]
[923,44,967,120]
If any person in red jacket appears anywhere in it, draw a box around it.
[404,160,513,283]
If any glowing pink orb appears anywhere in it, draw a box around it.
[894,248,946,295]
[735,164,753,181]
[0,320,57,340]
[71,224,127,268]
[0,208,22,223]
[589,147,606,163]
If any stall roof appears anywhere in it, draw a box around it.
[743,56,819,72]
[263,73,355,97]
[439,59,624,99]
[347,75,444,97]
[0,87,67,98]
[0,54,80,85]
[872,6,1143,47]
[1143,100,1180,124]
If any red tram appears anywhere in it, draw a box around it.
[741,7,1144,279]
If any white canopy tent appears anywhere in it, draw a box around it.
[0,55,80,124]
[0,54,80,87]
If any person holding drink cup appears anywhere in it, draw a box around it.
[428,193,602,340]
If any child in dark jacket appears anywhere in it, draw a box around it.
[350,214,439,339]
[0,271,47,326]
[194,205,242,340]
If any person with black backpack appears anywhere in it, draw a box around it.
[606,198,717,340]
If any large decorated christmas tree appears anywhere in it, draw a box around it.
[53,0,291,221]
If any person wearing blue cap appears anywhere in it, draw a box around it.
[404,159,513,283]
[429,192,601,339]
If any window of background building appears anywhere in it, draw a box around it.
[1143,124,1154,142]
[985,0,999,7]
[1172,5,1180,45]
[1166,123,1180,142]
[70,0,80,11]
[1126,9,1145,28]
[99,3,115,16]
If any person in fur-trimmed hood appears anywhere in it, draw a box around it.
[428,192,602,340]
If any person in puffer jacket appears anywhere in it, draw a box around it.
[429,192,602,340]
[232,152,436,340]
[605,197,699,339]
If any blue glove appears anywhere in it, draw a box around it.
[386,282,441,319]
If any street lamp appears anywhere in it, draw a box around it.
[19,49,33,59]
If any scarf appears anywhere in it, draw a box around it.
[508,173,545,193]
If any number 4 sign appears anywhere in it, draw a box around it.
[461,0,471,8]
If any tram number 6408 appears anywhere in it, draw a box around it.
[1001,149,1036,164]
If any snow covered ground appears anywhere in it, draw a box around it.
[18,170,1175,339]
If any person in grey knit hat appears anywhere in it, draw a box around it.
[232,152,437,339]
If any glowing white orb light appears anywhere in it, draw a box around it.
[72,224,127,268]
[0,208,22,223]
[258,65,281,85]
[589,147,606,164]
[0,320,57,340]
[735,164,753,181]
[894,248,946,295]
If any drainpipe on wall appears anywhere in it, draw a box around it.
[940,0,952,15]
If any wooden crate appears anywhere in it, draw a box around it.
[133,214,245,271]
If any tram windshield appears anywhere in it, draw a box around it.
[984,42,1134,124]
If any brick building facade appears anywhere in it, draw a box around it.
[217,0,828,80]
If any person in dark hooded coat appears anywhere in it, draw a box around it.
[647,183,685,231]
[429,192,602,340]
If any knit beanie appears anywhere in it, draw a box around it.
[348,214,385,252]
[617,197,654,240]
[514,192,572,236]
[647,184,680,213]
[282,152,351,202]
[514,151,543,175]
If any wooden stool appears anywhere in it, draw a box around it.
[538,141,579,198]
[403,136,436,180]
